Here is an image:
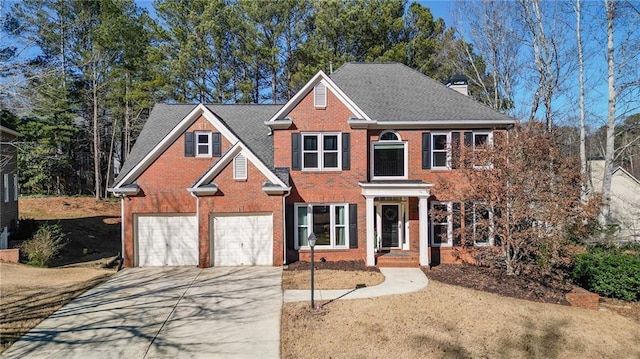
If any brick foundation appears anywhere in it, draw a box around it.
[566,287,599,310]
[0,248,19,263]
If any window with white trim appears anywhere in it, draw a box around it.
[13,174,18,201]
[314,82,327,108]
[431,132,451,170]
[471,202,494,245]
[3,174,8,203]
[295,203,348,249]
[233,153,247,180]
[430,201,452,246]
[195,131,212,157]
[372,131,407,179]
[302,133,340,170]
[472,131,493,169]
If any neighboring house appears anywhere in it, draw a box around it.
[588,159,640,242]
[0,125,22,249]
[109,63,515,268]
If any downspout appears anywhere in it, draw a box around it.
[282,190,291,265]
[117,193,125,271]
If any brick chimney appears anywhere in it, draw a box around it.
[446,74,468,96]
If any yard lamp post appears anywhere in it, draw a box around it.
[308,232,316,309]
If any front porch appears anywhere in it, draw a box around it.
[360,181,433,267]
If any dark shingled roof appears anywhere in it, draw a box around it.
[115,103,282,185]
[330,62,513,123]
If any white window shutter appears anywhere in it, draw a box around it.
[234,154,247,180]
[314,83,327,108]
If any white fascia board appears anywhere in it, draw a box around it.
[369,119,517,129]
[193,142,288,190]
[613,167,640,186]
[113,104,238,188]
[266,70,371,125]
[359,181,433,198]
[107,184,140,195]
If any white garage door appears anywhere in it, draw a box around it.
[137,215,198,266]
[212,214,273,266]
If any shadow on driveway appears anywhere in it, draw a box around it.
[1,266,282,359]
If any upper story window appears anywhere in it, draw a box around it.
[185,131,221,158]
[372,131,407,180]
[295,203,348,249]
[302,133,340,170]
[431,132,451,170]
[471,131,493,169]
[314,82,327,108]
[430,201,452,247]
[195,131,212,156]
[233,153,247,180]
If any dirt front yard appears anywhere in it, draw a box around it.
[282,279,640,359]
[0,196,121,353]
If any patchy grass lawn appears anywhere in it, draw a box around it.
[282,280,640,359]
[0,196,120,353]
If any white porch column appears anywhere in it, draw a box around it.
[365,196,375,266]
[419,196,429,266]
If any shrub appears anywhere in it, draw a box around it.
[572,247,640,301]
[20,223,68,267]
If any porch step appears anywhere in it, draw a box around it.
[375,252,420,267]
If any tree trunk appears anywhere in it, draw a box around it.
[601,0,616,226]
[576,0,588,202]
[92,61,101,200]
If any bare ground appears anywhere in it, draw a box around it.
[282,280,640,359]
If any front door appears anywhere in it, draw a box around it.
[381,204,400,248]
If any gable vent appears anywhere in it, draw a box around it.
[314,82,327,108]
[234,153,248,180]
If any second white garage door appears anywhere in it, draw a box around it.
[211,214,273,266]
[137,215,198,266]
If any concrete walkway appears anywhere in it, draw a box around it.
[283,267,428,303]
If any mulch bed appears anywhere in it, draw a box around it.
[284,260,380,272]
[425,264,574,305]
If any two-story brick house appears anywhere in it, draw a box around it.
[109,62,515,268]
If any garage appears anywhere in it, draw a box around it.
[136,215,198,266]
[211,213,273,266]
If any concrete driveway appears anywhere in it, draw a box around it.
[1,266,282,359]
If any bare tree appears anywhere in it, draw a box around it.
[453,0,520,113]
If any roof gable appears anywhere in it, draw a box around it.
[267,70,371,126]
[191,142,288,191]
[112,103,282,190]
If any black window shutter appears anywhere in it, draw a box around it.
[453,202,461,246]
[464,202,474,244]
[285,204,294,253]
[291,133,301,170]
[342,133,350,170]
[211,132,221,157]
[422,133,431,169]
[452,132,460,169]
[184,132,194,157]
[464,131,473,147]
[349,204,358,248]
